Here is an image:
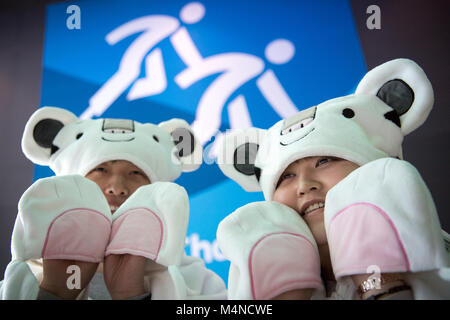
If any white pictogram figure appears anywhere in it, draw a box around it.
[175,37,299,159]
[80,2,205,119]
[258,39,299,119]
[174,50,265,144]
[80,1,299,157]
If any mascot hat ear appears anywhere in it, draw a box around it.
[159,119,203,172]
[355,58,434,135]
[217,128,267,192]
[21,107,78,165]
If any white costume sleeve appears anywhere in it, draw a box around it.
[217,201,324,300]
[2,175,112,300]
[324,158,450,299]
[144,253,227,300]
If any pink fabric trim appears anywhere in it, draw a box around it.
[248,232,322,300]
[105,207,163,261]
[328,202,410,278]
[42,208,111,262]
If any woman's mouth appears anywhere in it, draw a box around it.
[301,201,325,217]
[109,205,119,214]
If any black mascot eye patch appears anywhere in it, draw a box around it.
[171,128,195,157]
[254,166,261,182]
[376,79,414,116]
[233,142,259,176]
[33,119,64,149]
[384,110,401,128]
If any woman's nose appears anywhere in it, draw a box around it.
[105,177,129,197]
[296,178,320,197]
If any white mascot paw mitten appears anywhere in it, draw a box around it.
[324,158,449,281]
[217,201,323,300]
[105,182,189,267]
[3,175,111,299]
[15,175,112,262]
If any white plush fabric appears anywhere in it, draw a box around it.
[22,107,202,183]
[3,175,112,299]
[1,261,41,300]
[217,59,434,200]
[1,107,227,300]
[217,201,324,300]
[0,254,227,300]
[324,158,450,299]
[2,175,226,299]
[11,175,112,263]
[105,181,189,267]
[355,58,433,135]
[255,94,396,200]
[216,59,449,299]
[2,173,226,300]
[325,158,449,276]
[146,254,227,300]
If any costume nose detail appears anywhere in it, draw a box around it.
[102,119,135,134]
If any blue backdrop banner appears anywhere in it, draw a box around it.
[39,0,366,284]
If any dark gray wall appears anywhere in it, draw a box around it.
[0,1,48,277]
[350,0,450,229]
[1,0,448,277]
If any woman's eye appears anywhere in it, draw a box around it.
[88,167,105,175]
[316,157,335,168]
[315,157,334,167]
[276,173,295,189]
[281,173,295,182]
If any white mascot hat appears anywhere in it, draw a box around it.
[217,59,434,200]
[21,107,203,182]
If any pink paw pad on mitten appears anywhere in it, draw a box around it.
[42,208,111,262]
[217,201,324,300]
[12,175,112,263]
[249,232,322,300]
[105,208,163,260]
[103,182,189,266]
[327,203,410,279]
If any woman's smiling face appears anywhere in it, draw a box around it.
[273,156,359,245]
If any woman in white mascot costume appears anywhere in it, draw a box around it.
[1,109,226,300]
[216,59,450,300]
